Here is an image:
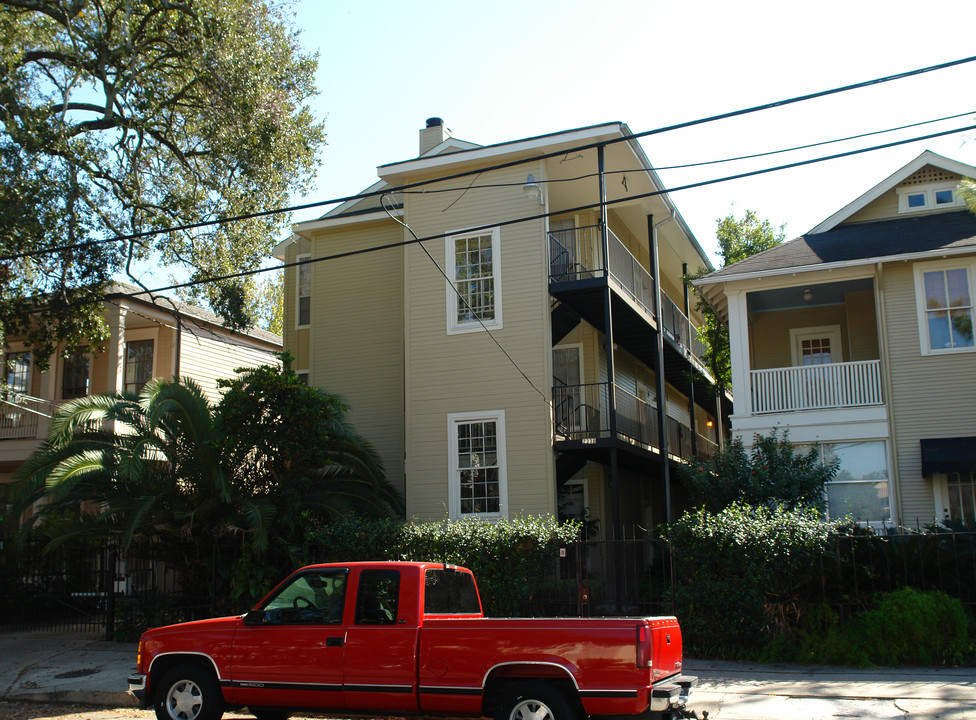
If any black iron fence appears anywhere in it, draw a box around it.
[3,529,975,639]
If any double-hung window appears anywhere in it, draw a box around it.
[61,348,90,399]
[124,339,154,394]
[446,228,501,334]
[297,254,311,328]
[3,352,31,396]
[914,260,975,354]
[448,410,507,519]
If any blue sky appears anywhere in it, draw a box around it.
[288,0,976,266]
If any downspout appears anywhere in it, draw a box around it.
[650,211,674,522]
[875,262,902,525]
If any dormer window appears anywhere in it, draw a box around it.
[897,182,963,214]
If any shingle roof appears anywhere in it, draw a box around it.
[702,210,976,281]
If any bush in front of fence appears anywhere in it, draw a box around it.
[663,502,835,659]
[305,514,581,617]
[763,587,970,666]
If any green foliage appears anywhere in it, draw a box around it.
[0,0,325,359]
[678,429,838,512]
[664,502,833,658]
[8,362,402,564]
[308,515,580,617]
[687,210,785,391]
[764,588,970,667]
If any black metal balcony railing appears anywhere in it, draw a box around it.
[553,381,716,460]
[548,227,708,367]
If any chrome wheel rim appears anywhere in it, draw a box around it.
[510,698,554,720]
[165,679,204,720]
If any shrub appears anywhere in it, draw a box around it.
[678,429,838,512]
[306,514,580,616]
[664,502,833,658]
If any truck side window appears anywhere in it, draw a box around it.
[424,568,481,615]
[261,570,347,625]
[354,569,399,625]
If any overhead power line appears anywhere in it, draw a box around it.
[3,54,975,266]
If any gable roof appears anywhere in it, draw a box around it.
[809,150,976,234]
[700,210,976,283]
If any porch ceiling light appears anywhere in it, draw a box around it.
[523,173,544,205]
[802,288,813,302]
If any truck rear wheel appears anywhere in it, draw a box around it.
[495,682,578,720]
[154,664,224,720]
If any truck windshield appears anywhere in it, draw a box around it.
[424,568,481,615]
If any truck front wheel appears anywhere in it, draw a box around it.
[154,664,224,720]
[495,682,578,720]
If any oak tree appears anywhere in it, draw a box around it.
[0,0,324,365]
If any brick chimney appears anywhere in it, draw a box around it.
[419,117,451,156]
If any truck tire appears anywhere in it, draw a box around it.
[154,664,224,720]
[495,682,578,720]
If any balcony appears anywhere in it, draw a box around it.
[0,393,56,441]
[552,381,716,460]
[548,225,655,319]
[750,360,883,414]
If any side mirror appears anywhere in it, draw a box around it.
[242,609,271,626]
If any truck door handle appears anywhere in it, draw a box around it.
[326,636,344,647]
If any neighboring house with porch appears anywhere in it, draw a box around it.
[694,151,976,527]
[273,118,729,538]
[0,284,282,488]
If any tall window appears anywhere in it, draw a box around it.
[947,472,976,526]
[446,228,501,333]
[124,339,154,394]
[449,410,506,519]
[3,352,31,395]
[297,254,311,328]
[61,348,90,399]
[915,261,975,354]
[815,440,891,523]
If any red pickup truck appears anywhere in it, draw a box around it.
[128,561,695,720]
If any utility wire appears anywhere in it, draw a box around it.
[18,117,972,320]
[3,55,975,265]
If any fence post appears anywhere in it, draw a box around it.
[105,544,117,641]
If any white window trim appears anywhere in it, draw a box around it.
[445,227,502,335]
[913,258,976,356]
[447,409,507,520]
[789,325,843,366]
[896,182,965,214]
[296,253,311,330]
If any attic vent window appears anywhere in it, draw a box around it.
[896,181,963,214]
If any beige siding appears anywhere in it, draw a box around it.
[403,164,553,520]
[749,305,850,369]
[844,188,899,225]
[283,238,312,370]
[306,220,406,497]
[883,259,976,524]
[846,290,879,361]
[178,326,280,406]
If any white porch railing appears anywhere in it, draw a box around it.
[750,360,883,414]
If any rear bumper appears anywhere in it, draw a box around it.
[649,675,697,713]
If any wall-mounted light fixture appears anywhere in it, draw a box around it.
[523,173,544,205]
[706,420,714,428]
[802,288,813,302]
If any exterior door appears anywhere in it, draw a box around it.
[553,345,583,435]
[229,569,348,711]
[790,325,842,408]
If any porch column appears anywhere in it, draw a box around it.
[727,289,750,418]
[597,144,620,537]
[649,214,671,522]
[106,303,127,395]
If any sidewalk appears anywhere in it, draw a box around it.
[1,631,975,718]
